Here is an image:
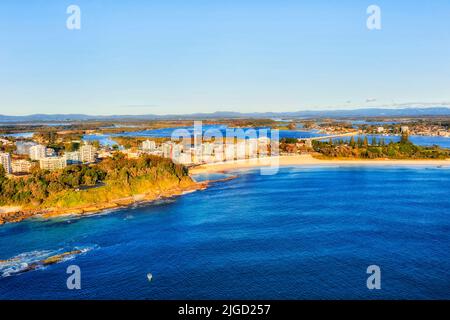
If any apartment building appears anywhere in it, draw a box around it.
[39,157,67,171]
[0,152,12,174]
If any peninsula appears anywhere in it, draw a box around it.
[0,153,206,225]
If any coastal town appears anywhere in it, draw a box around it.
[0,132,275,177]
[1,117,450,178]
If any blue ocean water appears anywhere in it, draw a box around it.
[0,166,449,299]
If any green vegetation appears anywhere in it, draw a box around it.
[313,134,450,159]
[0,153,191,208]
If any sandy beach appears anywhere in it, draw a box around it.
[189,154,450,174]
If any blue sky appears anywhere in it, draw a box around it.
[0,0,450,115]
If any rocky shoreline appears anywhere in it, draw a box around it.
[0,180,208,225]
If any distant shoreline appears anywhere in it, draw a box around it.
[189,154,450,174]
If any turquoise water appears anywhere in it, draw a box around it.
[0,166,449,299]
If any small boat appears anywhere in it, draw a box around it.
[147,273,153,282]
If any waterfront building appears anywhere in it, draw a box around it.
[80,144,97,163]
[162,142,173,158]
[213,144,224,162]
[29,144,47,160]
[224,143,235,161]
[236,142,246,159]
[201,143,214,163]
[142,140,156,151]
[39,157,67,171]
[377,127,385,133]
[401,126,409,134]
[162,142,182,161]
[0,152,12,174]
[247,139,258,159]
[11,159,32,174]
[176,152,193,165]
[64,151,82,164]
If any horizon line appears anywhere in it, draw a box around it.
[2,105,450,118]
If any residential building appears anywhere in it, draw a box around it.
[176,152,193,165]
[162,142,182,160]
[0,152,12,174]
[80,144,96,163]
[29,144,47,160]
[142,140,156,151]
[224,143,235,161]
[11,159,32,174]
[64,151,81,164]
[39,157,67,171]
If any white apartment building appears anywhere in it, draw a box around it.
[39,157,67,171]
[162,142,182,160]
[224,143,235,161]
[11,159,32,173]
[65,151,82,164]
[0,152,12,174]
[142,140,156,151]
[176,152,193,165]
[213,144,224,162]
[80,144,96,163]
[29,145,47,160]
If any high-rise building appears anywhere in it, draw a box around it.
[225,143,235,161]
[0,152,12,174]
[39,157,67,171]
[64,151,82,164]
[11,159,32,173]
[29,145,47,160]
[80,144,96,163]
[142,140,156,151]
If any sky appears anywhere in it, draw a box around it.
[0,0,450,115]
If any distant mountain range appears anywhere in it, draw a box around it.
[1,107,450,122]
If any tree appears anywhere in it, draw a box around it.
[400,132,409,144]
[357,137,363,147]
[349,136,356,147]
[371,136,377,146]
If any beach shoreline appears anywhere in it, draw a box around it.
[189,154,450,174]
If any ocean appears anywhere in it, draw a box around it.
[0,166,449,299]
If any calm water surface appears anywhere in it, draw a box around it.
[0,166,449,299]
